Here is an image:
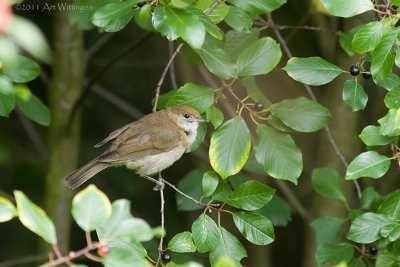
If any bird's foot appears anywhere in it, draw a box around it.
[154,176,165,191]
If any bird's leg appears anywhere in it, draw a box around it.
[143,175,164,190]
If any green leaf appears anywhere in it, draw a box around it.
[379,109,400,136]
[209,227,247,265]
[348,259,367,267]
[375,73,400,91]
[233,211,274,245]
[152,7,178,41]
[316,243,354,266]
[14,190,57,244]
[339,27,358,56]
[283,57,343,86]
[385,87,400,109]
[0,196,16,222]
[209,116,251,179]
[72,184,112,231]
[214,256,236,267]
[68,0,113,30]
[92,0,138,32]
[254,125,302,184]
[241,76,272,108]
[138,4,152,22]
[202,171,220,197]
[360,187,382,210]
[376,251,398,267]
[0,76,15,117]
[371,28,400,80]
[267,114,293,132]
[170,0,194,9]
[227,180,275,211]
[311,168,346,201]
[224,6,252,32]
[191,214,219,253]
[319,0,374,17]
[186,8,224,40]
[165,7,205,49]
[176,170,210,211]
[97,199,131,240]
[311,216,344,246]
[102,247,151,267]
[186,122,206,153]
[359,125,398,146]
[224,30,259,61]
[377,190,400,220]
[168,231,196,253]
[195,41,236,79]
[206,106,224,129]
[342,80,368,112]
[270,97,332,132]
[166,82,214,113]
[347,212,392,243]
[3,55,40,83]
[193,0,230,24]
[352,21,389,53]
[16,86,50,126]
[237,37,281,76]
[257,195,292,227]
[345,151,391,180]
[228,0,286,14]
[212,181,233,202]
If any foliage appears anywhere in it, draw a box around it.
[3,0,400,266]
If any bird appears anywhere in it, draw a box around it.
[65,105,206,189]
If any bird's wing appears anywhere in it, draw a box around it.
[94,123,133,148]
[98,128,181,163]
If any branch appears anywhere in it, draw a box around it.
[156,177,165,267]
[267,13,362,199]
[168,42,178,89]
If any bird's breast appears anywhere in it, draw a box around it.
[125,145,186,176]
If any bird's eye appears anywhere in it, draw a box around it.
[183,114,190,119]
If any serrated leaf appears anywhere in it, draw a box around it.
[72,184,112,231]
[345,151,391,180]
[371,28,400,80]
[0,76,15,117]
[3,55,40,83]
[359,125,397,146]
[165,7,205,49]
[209,116,251,179]
[320,0,374,18]
[283,57,343,86]
[166,82,213,113]
[311,216,344,246]
[342,80,368,112]
[316,243,354,266]
[168,231,196,253]
[347,212,392,243]
[191,214,219,253]
[270,97,332,132]
[14,190,57,244]
[237,37,281,76]
[92,0,138,32]
[227,180,275,211]
[0,196,16,222]
[254,125,302,184]
[16,86,50,126]
[233,211,274,245]
[206,106,224,129]
[202,171,220,197]
[311,168,346,201]
[209,227,247,265]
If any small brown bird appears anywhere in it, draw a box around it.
[65,105,206,189]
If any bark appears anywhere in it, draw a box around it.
[43,2,84,251]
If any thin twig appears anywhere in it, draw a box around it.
[267,13,362,199]
[86,32,116,60]
[168,42,178,89]
[156,177,165,267]
[152,43,184,113]
[163,179,206,206]
[38,243,99,267]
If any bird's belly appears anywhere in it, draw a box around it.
[125,147,185,176]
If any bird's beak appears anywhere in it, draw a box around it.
[194,115,208,123]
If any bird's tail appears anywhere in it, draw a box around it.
[65,159,108,189]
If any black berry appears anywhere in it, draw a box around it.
[393,5,398,10]
[254,102,264,111]
[161,252,171,263]
[349,66,360,76]
[137,1,146,7]
[362,72,372,79]
[369,246,378,255]
[213,201,223,209]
